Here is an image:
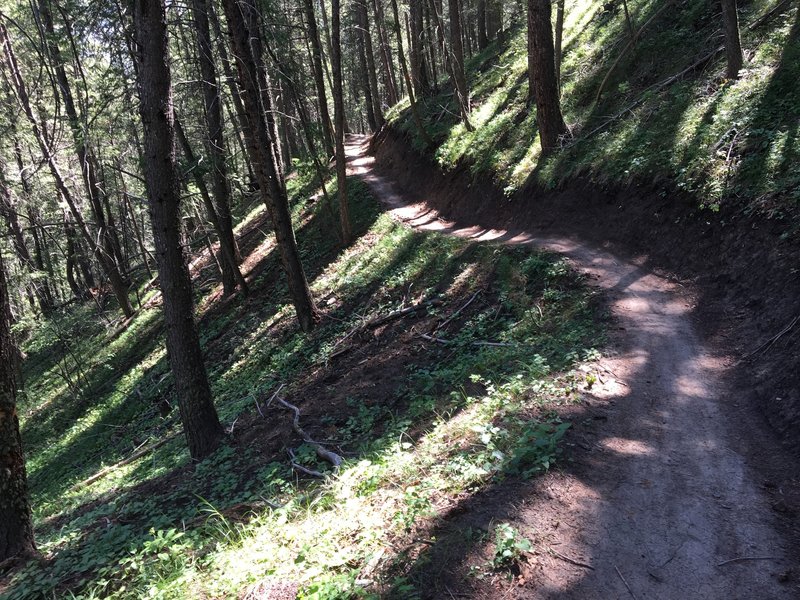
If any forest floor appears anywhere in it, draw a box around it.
[349,134,799,598]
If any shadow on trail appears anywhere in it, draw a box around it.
[348,137,794,598]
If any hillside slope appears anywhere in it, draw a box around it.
[384,0,800,451]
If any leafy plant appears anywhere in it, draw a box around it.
[491,523,533,570]
[505,421,570,478]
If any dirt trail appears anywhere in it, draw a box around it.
[346,136,793,598]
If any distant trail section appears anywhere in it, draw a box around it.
[346,135,793,598]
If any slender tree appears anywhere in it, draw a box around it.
[0,251,36,562]
[390,0,433,144]
[301,0,336,156]
[527,0,567,154]
[721,0,743,79]
[222,0,320,331]
[189,0,248,296]
[134,0,225,460]
[331,0,352,243]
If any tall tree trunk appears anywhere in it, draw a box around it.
[477,0,488,49]
[446,0,472,128]
[174,117,248,295]
[0,20,133,317]
[361,0,384,126]
[372,0,399,106]
[0,251,36,563]
[390,0,434,145]
[409,0,431,96]
[355,1,378,130]
[721,0,743,79]
[331,0,352,244]
[134,0,224,460]
[302,0,336,156]
[527,0,567,154]
[222,0,320,331]
[190,0,247,296]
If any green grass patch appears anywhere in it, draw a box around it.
[5,163,605,599]
[392,0,799,218]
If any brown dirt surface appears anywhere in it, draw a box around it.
[351,132,800,598]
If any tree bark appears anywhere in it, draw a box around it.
[134,0,224,461]
[302,0,336,156]
[372,0,399,106]
[390,0,434,145]
[361,0,384,126]
[0,251,36,562]
[721,0,743,79]
[409,0,431,96]
[174,117,248,295]
[527,0,567,154]
[477,0,488,49]
[331,0,352,244]
[221,0,320,331]
[190,0,247,296]
[447,0,472,128]
[355,0,378,130]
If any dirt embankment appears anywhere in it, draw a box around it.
[372,128,800,456]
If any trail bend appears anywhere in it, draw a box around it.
[346,135,792,598]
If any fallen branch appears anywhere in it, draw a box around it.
[748,0,794,31]
[549,549,595,570]
[288,449,325,478]
[71,431,182,490]
[434,290,481,333]
[275,395,344,468]
[717,555,777,567]
[593,0,674,106]
[742,315,799,360]
[418,333,518,348]
[326,299,443,361]
[581,44,724,142]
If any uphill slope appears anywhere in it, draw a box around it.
[348,134,797,598]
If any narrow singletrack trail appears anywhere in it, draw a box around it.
[346,136,793,598]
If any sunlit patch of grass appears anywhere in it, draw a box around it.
[391,0,799,220]
[9,160,605,598]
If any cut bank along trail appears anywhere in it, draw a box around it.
[346,135,792,598]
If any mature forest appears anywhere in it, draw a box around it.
[0,0,799,597]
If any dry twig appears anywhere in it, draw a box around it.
[717,556,777,567]
[615,565,638,600]
[549,549,594,570]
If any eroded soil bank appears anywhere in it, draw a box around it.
[352,131,800,597]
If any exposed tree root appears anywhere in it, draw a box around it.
[271,389,344,471]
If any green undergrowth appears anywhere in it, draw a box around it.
[5,162,604,599]
[390,0,799,221]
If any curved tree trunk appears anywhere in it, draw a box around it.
[134,0,224,461]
